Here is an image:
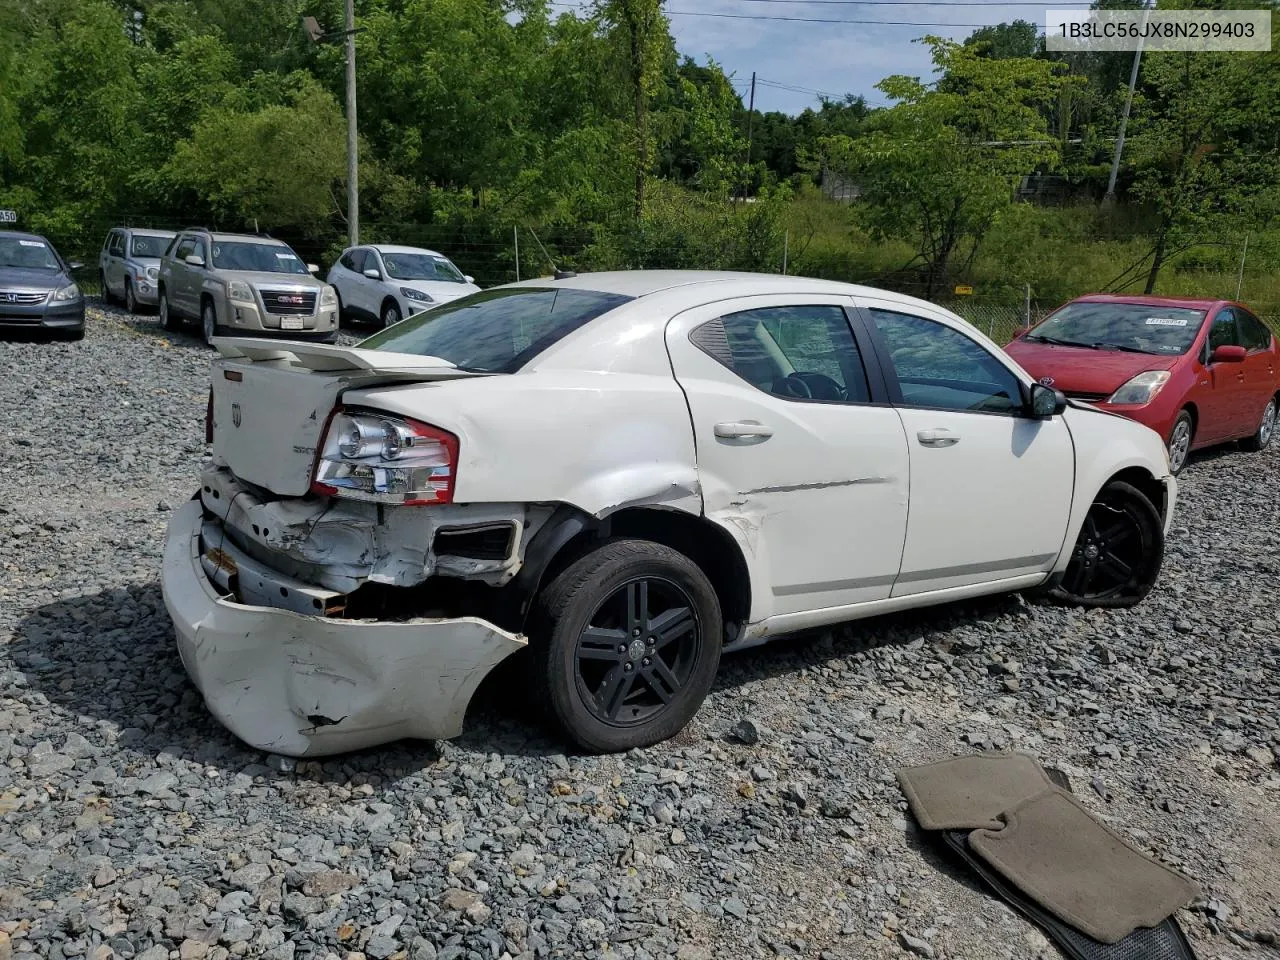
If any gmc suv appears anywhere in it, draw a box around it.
[158,230,339,345]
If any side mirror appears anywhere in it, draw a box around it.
[307,263,320,274]
[1028,382,1067,419]
[363,268,382,280]
[464,275,475,284]
[1210,344,1246,364]
[68,261,84,271]
[185,254,205,268]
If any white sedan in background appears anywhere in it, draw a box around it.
[164,271,1176,757]
[327,244,479,328]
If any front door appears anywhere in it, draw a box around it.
[1198,308,1250,442]
[857,300,1075,597]
[665,295,911,621]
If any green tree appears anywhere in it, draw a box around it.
[962,20,1041,60]
[823,37,1076,297]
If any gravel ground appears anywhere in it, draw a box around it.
[2,302,1278,960]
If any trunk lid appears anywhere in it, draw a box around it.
[209,337,490,496]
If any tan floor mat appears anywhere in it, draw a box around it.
[968,789,1199,944]
[896,752,1057,830]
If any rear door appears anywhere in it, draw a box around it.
[665,294,911,619]
[1235,307,1277,435]
[1199,308,1250,441]
[857,300,1075,597]
[105,231,126,296]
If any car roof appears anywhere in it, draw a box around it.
[126,228,176,238]
[504,269,946,310]
[367,244,447,257]
[1,231,50,244]
[206,232,289,245]
[1070,293,1225,310]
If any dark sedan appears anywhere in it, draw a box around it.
[0,232,86,340]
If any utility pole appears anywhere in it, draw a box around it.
[740,72,756,204]
[1104,1,1153,206]
[344,0,359,246]
[1236,232,1249,300]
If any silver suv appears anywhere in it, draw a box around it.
[99,227,175,313]
[158,229,339,345]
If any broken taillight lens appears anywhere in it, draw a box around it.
[311,408,458,505]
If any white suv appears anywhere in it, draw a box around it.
[163,271,1176,757]
[327,244,479,328]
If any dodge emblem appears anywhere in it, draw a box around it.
[231,402,242,428]
[1039,376,1055,387]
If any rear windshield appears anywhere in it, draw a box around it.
[360,287,632,373]
[1028,302,1207,356]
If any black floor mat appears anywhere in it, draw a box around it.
[938,829,1196,960]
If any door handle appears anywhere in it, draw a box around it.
[714,420,773,440]
[917,428,960,448]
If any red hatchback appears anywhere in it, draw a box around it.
[1006,295,1279,474]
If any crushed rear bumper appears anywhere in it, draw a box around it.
[161,500,526,756]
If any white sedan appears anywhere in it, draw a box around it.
[162,271,1176,756]
[326,244,479,328]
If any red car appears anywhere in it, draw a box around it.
[1006,295,1278,474]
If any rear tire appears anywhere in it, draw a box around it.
[1041,480,1164,609]
[1240,396,1276,452]
[1166,411,1194,475]
[530,539,722,753]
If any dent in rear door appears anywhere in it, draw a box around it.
[664,294,910,622]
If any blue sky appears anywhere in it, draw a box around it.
[586,1,1088,115]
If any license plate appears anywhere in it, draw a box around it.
[281,316,304,331]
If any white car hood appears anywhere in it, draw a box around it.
[395,279,480,302]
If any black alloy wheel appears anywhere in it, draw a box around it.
[1051,480,1164,608]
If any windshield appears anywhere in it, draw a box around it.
[210,241,310,274]
[1028,302,1207,356]
[0,236,60,271]
[381,252,467,283]
[130,235,170,258]
[360,287,632,373]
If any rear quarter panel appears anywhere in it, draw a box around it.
[345,371,702,517]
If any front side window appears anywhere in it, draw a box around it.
[381,252,468,283]
[1027,302,1206,356]
[340,249,365,273]
[869,308,1023,415]
[1207,310,1241,352]
[175,237,197,262]
[691,305,871,403]
[210,241,309,274]
[360,287,633,373]
[108,232,125,256]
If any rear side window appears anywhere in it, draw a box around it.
[691,305,871,403]
[360,287,634,373]
[1236,309,1272,351]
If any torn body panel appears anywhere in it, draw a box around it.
[200,465,551,594]
[164,500,527,756]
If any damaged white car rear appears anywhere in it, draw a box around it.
[162,272,1177,757]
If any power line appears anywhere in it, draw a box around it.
[547,2,1028,28]
[731,0,1086,6]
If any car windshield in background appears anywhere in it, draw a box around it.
[1029,302,1207,355]
[382,253,467,283]
[360,287,633,373]
[210,241,310,274]
[0,237,60,271]
[131,236,169,258]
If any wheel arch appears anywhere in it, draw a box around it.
[500,504,751,645]
[1104,466,1169,522]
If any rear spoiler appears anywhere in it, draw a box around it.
[212,337,491,379]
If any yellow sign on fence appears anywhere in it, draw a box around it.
[954,284,974,296]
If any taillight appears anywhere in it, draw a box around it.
[311,408,458,505]
[205,389,214,443]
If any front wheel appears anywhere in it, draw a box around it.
[531,539,723,753]
[1240,397,1276,452]
[124,280,138,314]
[1166,411,1194,475]
[201,299,221,346]
[159,289,179,331]
[381,300,402,329]
[1045,480,1164,608]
